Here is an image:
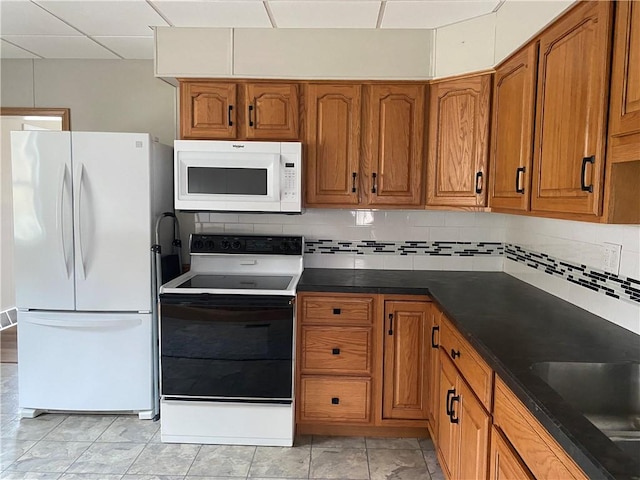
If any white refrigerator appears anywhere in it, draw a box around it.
[11,131,172,419]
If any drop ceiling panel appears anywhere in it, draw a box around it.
[34,1,169,36]
[269,1,381,28]
[0,39,40,59]
[0,0,81,36]
[2,36,120,59]
[152,1,272,28]
[94,36,154,59]
[382,1,500,29]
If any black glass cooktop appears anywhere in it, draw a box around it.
[178,275,293,290]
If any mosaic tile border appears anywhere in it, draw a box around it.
[303,239,640,305]
[305,240,504,256]
[504,244,640,305]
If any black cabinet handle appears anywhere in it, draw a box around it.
[451,349,461,359]
[431,325,439,348]
[248,105,254,127]
[581,156,595,193]
[371,173,377,194]
[228,105,233,126]
[446,388,456,415]
[332,348,340,355]
[388,313,393,336]
[450,395,460,424]
[352,172,357,193]
[332,308,341,315]
[475,171,483,194]
[516,167,526,194]
[331,397,340,405]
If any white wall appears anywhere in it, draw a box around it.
[434,0,577,77]
[1,59,176,145]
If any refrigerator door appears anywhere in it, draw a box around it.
[11,131,75,310]
[73,132,152,311]
[18,310,153,413]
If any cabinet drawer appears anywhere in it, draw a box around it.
[301,326,372,375]
[494,376,587,480]
[441,317,493,410]
[299,377,371,423]
[301,295,374,325]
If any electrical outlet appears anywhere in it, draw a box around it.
[603,243,622,275]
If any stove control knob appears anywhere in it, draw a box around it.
[221,240,231,250]
[193,240,204,250]
[204,240,215,250]
[231,240,242,250]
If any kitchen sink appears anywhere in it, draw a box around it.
[530,361,640,461]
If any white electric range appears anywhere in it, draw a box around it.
[158,233,304,446]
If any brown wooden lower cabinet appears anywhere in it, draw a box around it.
[489,426,535,480]
[299,376,371,423]
[437,351,490,480]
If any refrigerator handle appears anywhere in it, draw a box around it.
[76,163,86,280]
[57,164,70,278]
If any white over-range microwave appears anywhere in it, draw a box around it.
[174,140,302,213]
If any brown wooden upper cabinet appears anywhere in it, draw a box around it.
[180,80,299,140]
[305,83,426,208]
[362,84,426,207]
[427,73,492,208]
[530,1,613,218]
[305,84,362,206]
[608,0,640,141]
[489,43,538,212]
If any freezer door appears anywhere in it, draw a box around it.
[18,310,153,412]
[11,131,75,310]
[72,132,152,311]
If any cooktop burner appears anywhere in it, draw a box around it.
[177,274,294,290]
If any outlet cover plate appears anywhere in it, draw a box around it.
[603,242,622,275]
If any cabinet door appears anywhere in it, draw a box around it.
[382,301,430,420]
[427,73,492,207]
[427,306,441,433]
[490,44,538,212]
[305,84,361,206]
[363,84,426,207]
[608,0,640,139]
[531,1,613,217]
[489,426,535,480]
[456,377,490,480]
[244,83,299,140]
[180,82,237,139]
[437,351,459,480]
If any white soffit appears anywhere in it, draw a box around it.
[93,36,155,59]
[268,1,382,28]
[33,0,169,36]
[0,0,81,36]
[2,35,120,58]
[151,1,272,28]
[382,0,500,29]
[0,39,41,58]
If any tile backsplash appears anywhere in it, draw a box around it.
[179,209,640,334]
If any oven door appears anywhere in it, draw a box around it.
[160,294,294,403]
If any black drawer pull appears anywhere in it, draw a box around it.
[228,105,233,126]
[352,172,357,193]
[451,349,461,359]
[331,397,340,405]
[431,325,439,348]
[332,348,340,355]
[446,388,455,415]
[333,308,341,315]
[248,105,255,127]
[475,171,483,194]
[388,313,394,335]
[371,172,377,194]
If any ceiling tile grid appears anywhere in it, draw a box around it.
[0,0,505,59]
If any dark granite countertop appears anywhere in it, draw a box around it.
[298,269,640,480]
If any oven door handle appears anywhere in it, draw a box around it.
[159,293,295,308]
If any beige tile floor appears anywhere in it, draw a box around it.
[0,364,445,480]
